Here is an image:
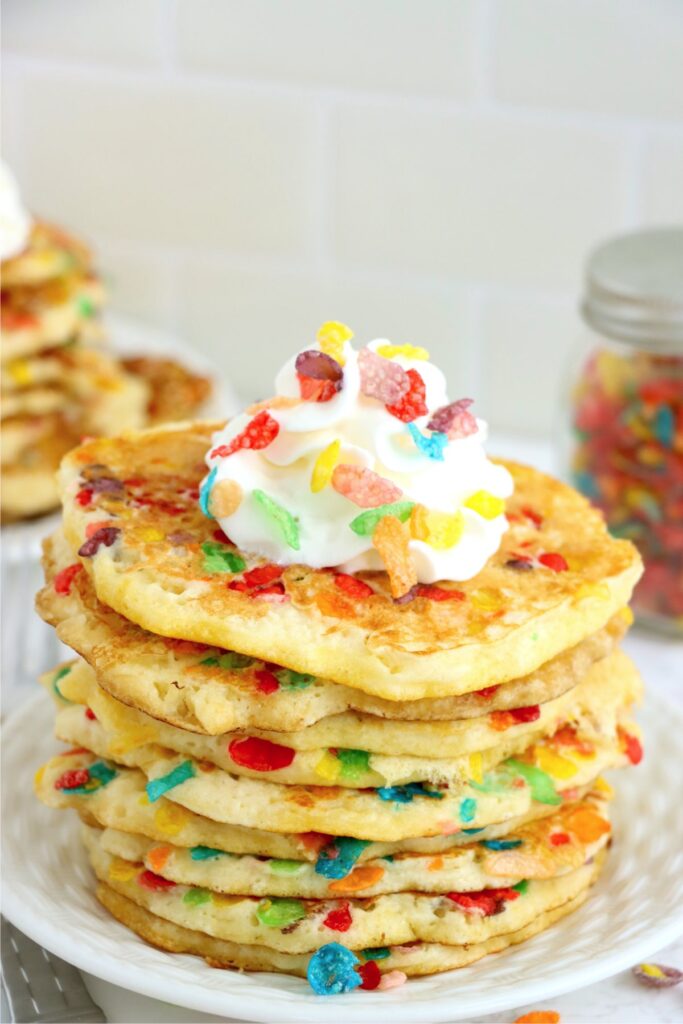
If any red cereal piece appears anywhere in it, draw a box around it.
[334,573,374,599]
[85,708,97,721]
[357,959,382,990]
[415,584,465,602]
[243,565,284,588]
[550,832,571,846]
[323,901,353,932]
[254,669,280,694]
[295,350,344,403]
[385,369,428,423]
[538,552,569,572]
[427,398,477,439]
[54,768,90,791]
[138,870,176,891]
[358,348,410,404]
[75,488,93,507]
[299,832,333,853]
[77,526,120,558]
[211,411,279,458]
[228,736,296,772]
[475,685,499,699]
[331,464,403,508]
[54,563,82,595]
[522,506,543,528]
[618,728,643,765]
[509,705,541,724]
[447,887,519,916]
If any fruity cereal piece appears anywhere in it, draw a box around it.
[317,321,353,366]
[310,440,341,493]
[208,479,243,518]
[385,368,428,422]
[428,398,478,439]
[410,505,464,549]
[372,514,417,598]
[332,464,403,508]
[407,423,448,461]
[376,343,429,361]
[296,350,344,403]
[228,736,296,772]
[358,347,410,404]
[349,500,414,537]
[632,963,682,988]
[210,411,279,458]
[307,942,362,996]
[253,489,300,550]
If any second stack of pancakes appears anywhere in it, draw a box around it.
[34,419,644,986]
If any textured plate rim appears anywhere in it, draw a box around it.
[2,690,683,1024]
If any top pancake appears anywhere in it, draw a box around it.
[58,420,642,700]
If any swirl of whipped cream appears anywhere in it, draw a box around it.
[0,161,32,262]
[204,332,513,584]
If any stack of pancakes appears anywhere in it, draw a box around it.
[2,222,211,523]
[1,221,148,521]
[34,421,644,987]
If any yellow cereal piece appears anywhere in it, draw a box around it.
[108,856,139,882]
[317,321,353,366]
[410,506,464,550]
[469,752,484,784]
[376,343,429,361]
[593,776,615,799]
[311,440,341,493]
[464,491,506,520]
[153,802,191,835]
[575,582,610,602]
[619,606,634,626]
[140,527,165,543]
[108,725,157,756]
[470,588,503,612]
[33,765,45,787]
[315,751,340,782]
[535,748,578,780]
[640,964,665,978]
[8,360,32,385]
[211,892,242,908]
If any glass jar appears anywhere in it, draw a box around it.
[567,227,683,636]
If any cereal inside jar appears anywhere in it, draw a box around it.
[570,228,683,635]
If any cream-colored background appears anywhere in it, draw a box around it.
[3,0,683,433]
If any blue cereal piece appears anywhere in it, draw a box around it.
[377,782,444,803]
[481,839,523,850]
[307,943,362,996]
[146,760,196,803]
[315,837,371,880]
[199,466,217,518]
[407,423,448,461]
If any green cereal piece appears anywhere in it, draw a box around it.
[52,665,73,703]
[277,669,316,690]
[201,541,246,574]
[256,897,306,928]
[336,749,371,779]
[183,888,212,907]
[513,880,529,894]
[77,294,95,318]
[200,652,254,670]
[269,859,306,875]
[253,490,300,550]
[362,947,391,960]
[349,501,415,537]
[505,759,561,805]
[190,846,228,861]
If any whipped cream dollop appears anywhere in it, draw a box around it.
[204,328,513,586]
[0,161,32,262]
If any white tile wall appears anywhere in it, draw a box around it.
[3,0,683,435]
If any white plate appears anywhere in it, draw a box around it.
[3,691,683,1024]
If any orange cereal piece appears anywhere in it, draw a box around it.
[209,479,243,518]
[328,865,385,894]
[147,845,172,873]
[514,1012,560,1024]
[372,515,417,598]
[564,808,611,843]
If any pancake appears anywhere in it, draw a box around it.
[83,824,603,954]
[38,750,597,861]
[57,422,642,701]
[46,650,638,785]
[51,700,639,841]
[1,220,93,289]
[1,431,75,520]
[1,386,68,419]
[1,414,62,466]
[96,877,598,978]
[120,356,212,425]
[38,529,631,735]
[1,275,105,362]
[96,791,611,898]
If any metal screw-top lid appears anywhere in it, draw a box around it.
[582,226,683,350]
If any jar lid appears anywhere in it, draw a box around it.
[582,226,683,349]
